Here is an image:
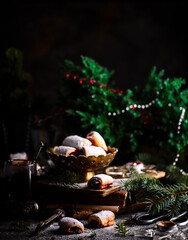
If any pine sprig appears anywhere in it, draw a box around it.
[166,165,188,185]
[81,56,115,85]
[120,168,161,193]
[116,221,129,236]
[121,172,188,217]
[146,183,188,217]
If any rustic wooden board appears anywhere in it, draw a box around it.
[145,171,166,179]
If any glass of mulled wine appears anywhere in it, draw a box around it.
[3,160,35,201]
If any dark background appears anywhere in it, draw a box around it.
[0,0,188,161]
[1,0,188,106]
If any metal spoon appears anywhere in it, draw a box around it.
[32,141,44,164]
[137,213,169,225]
[34,209,66,235]
[170,211,188,226]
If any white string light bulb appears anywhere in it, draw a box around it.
[107,92,187,174]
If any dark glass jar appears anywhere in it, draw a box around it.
[3,160,35,201]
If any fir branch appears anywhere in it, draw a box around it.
[121,215,139,226]
[116,222,129,236]
[116,215,139,236]
[166,165,188,185]
[42,167,80,186]
[120,168,161,193]
[81,56,115,85]
[146,184,188,217]
[63,59,83,76]
[121,172,188,217]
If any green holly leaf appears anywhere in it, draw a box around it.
[180,89,188,104]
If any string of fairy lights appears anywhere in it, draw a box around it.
[108,99,156,116]
[34,74,187,174]
[173,107,186,175]
[107,93,187,175]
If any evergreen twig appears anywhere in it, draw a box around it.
[116,221,129,236]
[121,171,188,217]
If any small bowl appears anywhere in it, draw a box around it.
[105,166,127,178]
[156,221,178,232]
